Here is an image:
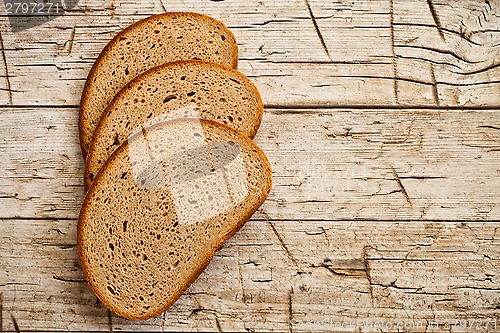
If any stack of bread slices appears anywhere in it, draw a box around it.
[77,12,272,320]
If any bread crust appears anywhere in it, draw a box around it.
[78,119,272,320]
[83,59,263,191]
[79,12,239,159]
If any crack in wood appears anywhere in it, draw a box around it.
[188,307,218,319]
[396,54,462,70]
[214,315,222,332]
[268,221,299,267]
[392,168,413,207]
[288,288,293,333]
[11,315,20,333]
[32,241,76,249]
[399,176,448,180]
[52,276,87,283]
[161,312,166,331]
[451,62,500,75]
[430,64,440,106]
[0,194,37,202]
[376,188,402,196]
[362,245,375,305]
[394,22,481,46]
[51,228,66,235]
[0,282,38,287]
[323,264,354,277]
[158,0,166,12]
[478,125,500,131]
[426,0,446,42]
[304,0,331,60]
[0,87,20,93]
[318,261,368,278]
[485,0,492,11]
[395,44,480,65]
[329,74,434,86]
[0,293,2,332]
[389,0,398,105]
[107,308,113,332]
[453,286,500,291]
[64,25,77,56]
[236,262,248,303]
[253,19,295,27]
[0,30,13,105]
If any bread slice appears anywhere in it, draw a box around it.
[79,12,238,158]
[84,60,263,190]
[78,118,272,320]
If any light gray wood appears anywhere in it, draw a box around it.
[0,107,499,221]
[0,0,497,106]
[0,0,499,330]
[1,218,499,332]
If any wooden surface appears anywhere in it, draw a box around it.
[0,0,499,332]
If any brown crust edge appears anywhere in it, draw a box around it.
[78,12,239,159]
[78,118,272,320]
[83,59,263,191]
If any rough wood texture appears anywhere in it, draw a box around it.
[0,0,499,331]
[1,107,499,221]
[1,219,499,332]
[0,0,497,106]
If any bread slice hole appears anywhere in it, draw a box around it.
[107,285,117,295]
[163,95,177,103]
[111,133,120,146]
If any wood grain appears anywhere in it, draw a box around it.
[0,0,498,330]
[0,0,497,106]
[1,218,499,332]
[1,107,499,221]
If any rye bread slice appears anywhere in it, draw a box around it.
[78,118,272,320]
[84,60,263,190]
[79,12,238,158]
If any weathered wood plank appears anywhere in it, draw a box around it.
[1,107,499,221]
[0,0,497,106]
[0,1,497,331]
[1,218,498,331]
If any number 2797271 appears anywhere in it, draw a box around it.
[5,2,61,14]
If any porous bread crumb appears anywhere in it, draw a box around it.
[84,60,263,190]
[78,119,272,320]
[79,12,238,158]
